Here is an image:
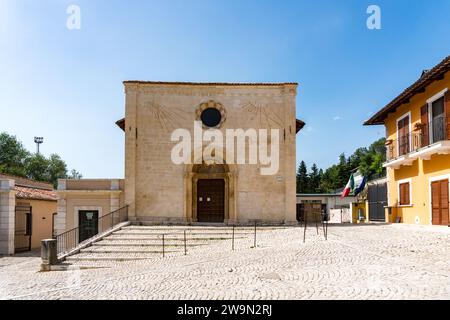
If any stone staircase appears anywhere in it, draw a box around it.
[64,225,283,266]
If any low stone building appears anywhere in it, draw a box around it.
[0,174,57,254]
[55,179,124,237]
[296,193,358,223]
[56,81,305,236]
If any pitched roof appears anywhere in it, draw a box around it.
[296,119,305,133]
[364,55,450,125]
[116,118,125,131]
[0,174,57,201]
[116,117,306,133]
[14,186,57,201]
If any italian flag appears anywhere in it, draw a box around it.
[340,174,355,198]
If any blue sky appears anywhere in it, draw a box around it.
[1,0,450,178]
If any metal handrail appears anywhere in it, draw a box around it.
[55,205,129,256]
[386,117,447,161]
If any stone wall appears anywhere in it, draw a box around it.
[0,179,15,255]
[123,82,298,224]
[55,179,124,234]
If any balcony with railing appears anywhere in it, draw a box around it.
[385,117,450,169]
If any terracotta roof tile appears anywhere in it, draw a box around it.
[14,186,57,201]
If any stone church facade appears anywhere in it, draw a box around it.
[56,81,304,234]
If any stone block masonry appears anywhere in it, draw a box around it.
[0,179,16,255]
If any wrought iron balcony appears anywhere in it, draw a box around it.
[385,117,450,168]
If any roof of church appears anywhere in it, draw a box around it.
[123,81,298,86]
[364,55,450,125]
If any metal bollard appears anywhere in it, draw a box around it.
[162,234,165,258]
[253,221,257,248]
[303,211,308,243]
[184,230,187,255]
[232,225,235,251]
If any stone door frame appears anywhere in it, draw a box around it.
[185,167,237,224]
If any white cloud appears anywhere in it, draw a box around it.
[333,116,343,121]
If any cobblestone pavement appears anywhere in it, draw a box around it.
[1,224,450,300]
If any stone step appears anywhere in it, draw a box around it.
[65,252,172,262]
[92,241,206,247]
[63,225,275,264]
[106,235,245,241]
[123,226,284,231]
[114,230,254,236]
[81,246,179,254]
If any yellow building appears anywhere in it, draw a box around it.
[0,174,57,254]
[365,55,450,226]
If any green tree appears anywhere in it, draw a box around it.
[68,169,83,180]
[24,153,50,182]
[47,154,68,186]
[348,147,368,171]
[336,153,351,188]
[359,138,386,177]
[298,138,386,194]
[319,164,341,192]
[0,132,30,176]
[0,131,82,187]
[296,161,308,193]
[309,163,321,193]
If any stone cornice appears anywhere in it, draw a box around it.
[124,81,299,97]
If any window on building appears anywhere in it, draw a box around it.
[200,108,222,127]
[399,182,411,206]
[430,96,445,143]
[397,114,410,156]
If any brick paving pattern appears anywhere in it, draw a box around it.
[1,224,450,300]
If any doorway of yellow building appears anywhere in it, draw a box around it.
[431,179,449,226]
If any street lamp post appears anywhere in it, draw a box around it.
[34,137,44,154]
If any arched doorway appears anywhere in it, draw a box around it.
[187,163,235,223]
[193,163,228,223]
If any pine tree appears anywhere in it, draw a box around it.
[309,163,321,193]
[296,161,308,193]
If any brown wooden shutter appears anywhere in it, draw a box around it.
[431,181,440,225]
[400,183,403,205]
[446,92,450,140]
[420,104,429,147]
[405,182,410,205]
[440,180,449,226]
[399,182,409,205]
[398,116,410,155]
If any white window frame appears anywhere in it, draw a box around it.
[396,112,412,156]
[428,174,450,226]
[427,88,448,144]
[397,178,412,207]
